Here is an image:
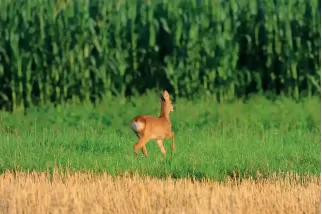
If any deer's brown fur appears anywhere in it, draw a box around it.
[130,90,175,156]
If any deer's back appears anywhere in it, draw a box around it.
[133,115,172,140]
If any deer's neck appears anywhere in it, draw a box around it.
[159,102,170,121]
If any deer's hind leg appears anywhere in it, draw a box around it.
[141,145,148,156]
[134,136,150,156]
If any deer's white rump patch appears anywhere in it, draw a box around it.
[131,120,145,132]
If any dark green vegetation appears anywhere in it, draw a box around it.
[0,0,320,181]
[0,0,320,111]
[0,94,320,181]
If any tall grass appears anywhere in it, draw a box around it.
[0,0,320,111]
[0,95,320,180]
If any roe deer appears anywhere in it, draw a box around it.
[130,90,175,157]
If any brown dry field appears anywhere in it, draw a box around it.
[0,170,320,214]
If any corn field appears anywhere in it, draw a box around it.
[0,0,320,111]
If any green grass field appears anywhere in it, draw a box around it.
[0,93,320,181]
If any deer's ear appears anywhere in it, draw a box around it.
[162,90,170,100]
[160,93,166,101]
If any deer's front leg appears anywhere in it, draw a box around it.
[171,132,175,152]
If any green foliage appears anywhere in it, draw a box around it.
[0,0,320,111]
[0,96,320,180]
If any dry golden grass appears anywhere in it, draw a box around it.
[0,170,320,214]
